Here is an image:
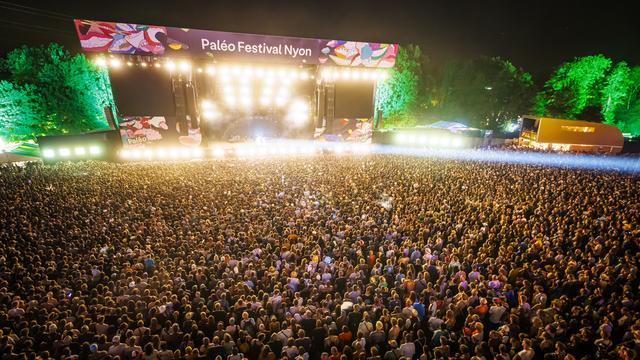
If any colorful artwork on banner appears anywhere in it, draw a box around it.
[74,19,397,68]
[119,116,169,147]
[320,41,397,68]
[74,20,166,55]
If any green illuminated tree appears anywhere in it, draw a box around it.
[0,43,113,141]
[600,61,632,124]
[376,45,421,127]
[536,55,612,119]
[611,66,640,134]
[426,57,535,129]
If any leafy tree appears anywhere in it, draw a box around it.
[426,57,535,129]
[0,43,113,141]
[376,45,421,126]
[600,61,632,124]
[611,66,640,134]
[536,55,611,119]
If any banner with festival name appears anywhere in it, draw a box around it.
[74,19,398,68]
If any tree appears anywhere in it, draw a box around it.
[0,43,113,141]
[536,55,612,119]
[426,57,535,129]
[600,61,632,124]
[376,45,421,127]
[611,66,640,134]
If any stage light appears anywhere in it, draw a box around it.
[42,149,55,158]
[165,61,176,71]
[277,69,286,78]
[126,61,133,67]
[406,134,417,144]
[240,86,250,95]
[243,67,254,77]
[213,147,225,158]
[352,71,361,80]
[141,62,148,68]
[396,133,407,143]
[196,68,203,73]
[439,137,451,147]
[301,72,309,80]
[241,97,252,107]
[418,135,428,145]
[110,58,122,68]
[268,147,278,155]
[132,149,142,158]
[452,137,463,147]
[206,66,216,75]
[255,68,265,77]
[179,148,190,157]
[260,97,271,106]
[342,69,352,80]
[379,71,390,80]
[225,96,236,106]
[322,69,331,80]
[334,145,345,154]
[94,58,107,67]
[191,148,203,157]
[179,60,191,72]
[223,85,234,95]
[120,149,131,159]
[429,136,439,147]
[156,148,167,158]
[262,86,272,95]
[74,147,86,156]
[59,148,71,157]
[231,66,241,76]
[143,149,153,158]
[154,62,161,68]
[201,100,213,109]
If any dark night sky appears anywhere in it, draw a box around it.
[1,0,638,80]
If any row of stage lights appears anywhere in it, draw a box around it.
[395,133,466,148]
[321,67,389,82]
[94,58,388,82]
[41,146,102,159]
[94,57,313,81]
[118,143,371,161]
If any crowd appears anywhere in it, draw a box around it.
[0,154,638,360]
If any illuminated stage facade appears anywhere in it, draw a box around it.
[73,19,398,149]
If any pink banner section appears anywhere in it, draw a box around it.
[74,19,397,68]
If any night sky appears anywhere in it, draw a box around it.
[1,0,638,80]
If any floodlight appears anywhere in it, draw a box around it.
[120,150,131,159]
[334,145,345,154]
[201,100,213,110]
[59,148,71,157]
[179,60,190,72]
[110,58,122,68]
[165,61,176,71]
[126,61,133,67]
[452,137,463,147]
[131,149,142,158]
[143,149,153,158]
[300,72,309,80]
[94,58,107,67]
[213,148,224,158]
[396,134,407,143]
[191,148,203,157]
[179,148,190,157]
[74,147,86,156]
[154,63,161,68]
[260,97,271,106]
[439,137,451,147]
[42,149,55,158]
[141,62,148,68]
[156,148,167,158]
[206,66,216,75]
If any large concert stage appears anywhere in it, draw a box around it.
[73,19,398,150]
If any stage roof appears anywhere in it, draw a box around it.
[74,19,398,68]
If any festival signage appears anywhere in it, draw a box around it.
[74,19,398,68]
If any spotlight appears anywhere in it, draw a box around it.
[219,65,230,75]
[154,62,161,68]
[428,136,439,147]
[156,148,167,158]
[334,145,345,154]
[131,149,142,158]
[379,71,390,80]
[300,72,309,80]
[42,149,55,158]
[406,135,417,144]
[169,148,179,158]
[213,148,225,158]
[275,97,286,107]
[94,58,107,67]
[109,58,122,68]
[452,137,463,147]
[418,136,428,145]
[179,148,190,157]
[141,62,148,68]
[120,149,131,159]
[206,66,216,75]
[179,60,191,72]
[396,134,407,143]
[143,149,153,158]
[165,61,176,71]
[201,100,213,110]
[74,147,86,156]
[231,66,241,76]
[439,137,451,147]
[191,148,203,157]
[59,148,71,157]
[260,97,271,106]
[255,68,265,77]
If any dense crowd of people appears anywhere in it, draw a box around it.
[0,154,638,360]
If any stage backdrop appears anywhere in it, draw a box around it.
[74,19,398,68]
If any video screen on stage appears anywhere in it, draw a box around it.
[334,81,375,119]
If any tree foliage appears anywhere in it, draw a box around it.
[536,55,611,119]
[376,45,421,126]
[0,43,113,141]
[425,57,535,129]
